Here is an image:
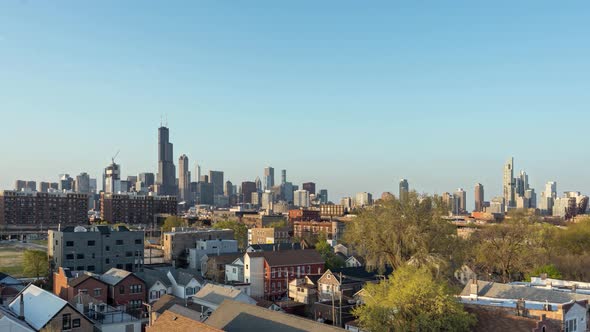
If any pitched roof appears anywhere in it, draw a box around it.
[461,280,590,304]
[0,306,35,331]
[205,253,244,265]
[139,269,172,288]
[248,243,302,252]
[0,273,21,286]
[100,268,139,286]
[68,274,106,288]
[204,300,345,332]
[248,249,324,267]
[171,269,204,286]
[151,295,205,314]
[8,284,69,330]
[464,305,560,332]
[193,284,256,308]
[149,307,223,332]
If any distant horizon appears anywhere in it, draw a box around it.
[2,1,590,209]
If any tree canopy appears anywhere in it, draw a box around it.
[23,249,48,278]
[354,265,476,332]
[213,220,248,250]
[161,216,186,232]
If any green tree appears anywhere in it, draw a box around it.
[354,265,476,332]
[161,216,186,232]
[268,220,287,228]
[525,264,562,282]
[23,249,48,278]
[344,192,461,275]
[315,239,345,270]
[213,220,248,250]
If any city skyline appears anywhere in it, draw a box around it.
[2,2,590,206]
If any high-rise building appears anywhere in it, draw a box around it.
[355,192,373,207]
[261,191,274,212]
[281,170,287,185]
[255,177,262,193]
[39,182,51,193]
[474,183,484,212]
[14,180,26,191]
[156,126,177,196]
[197,182,214,205]
[104,162,121,194]
[294,190,310,208]
[194,163,201,183]
[75,172,90,193]
[241,181,257,204]
[100,192,177,225]
[25,181,36,192]
[340,197,353,212]
[225,181,233,197]
[319,189,328,204]
[209,171,224,197]
[302,182,316,196]
[399,179,409,201]
[524,189,537,208]
[282,182,294,204]
[59,174,74,191]
[264,167,275,190]
[453,188,467,214]
[503,158,515,211]
[0,190,89,226]
[545,181,557,199]
[178,154,190,203]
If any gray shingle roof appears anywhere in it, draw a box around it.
[248,249,324,267]
[461,280,590,304]
[100,268,133,286]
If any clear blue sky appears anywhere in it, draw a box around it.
[1,1,589,206]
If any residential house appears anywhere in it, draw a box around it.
[344,256,364,268]
[464,305,560,332]
[317,267,391,301]
[149,294,207,326]
[204,300,346,332]
[191,284,257,313]
[141,269,173,303]
[0,272,24,305]
[225,257,245,283]
[460,279,590,330]
[246,242,301,253]
[188,239,238,271]
[162,229,234,266]
[53,267,109,303]
[244,249,325,300]
[99,268,146,315]
[8,284,93,332]
[202,253,243,283]
[289,275,320,307]
[147,305,223,332]
[69,293,143,332]
[143,266,205,300]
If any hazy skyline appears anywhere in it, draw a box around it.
[1,1,590,206]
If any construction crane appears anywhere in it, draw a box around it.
[111,150,120,164]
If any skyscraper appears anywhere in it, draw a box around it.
[399,179,409,201]
[178,154,190,203]
[454,188,467,214]
[255,177,262,193]
[224,181,233,196]
[194,162,201,183]
[319,189,328,204]
[209,171,224,197]
[281,170,287,185]
[241,181,257,204]
[156,126,177,196]
[104,163,120,193]
[264,167,275,190]
[503,158,515,211]
[474,183,484,212]
[75,172,91,193]
[294,190,310,208]
[302,182,316,196]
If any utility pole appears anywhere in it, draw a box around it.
[339,272,343,328]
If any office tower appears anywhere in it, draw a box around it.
[454,188,467,214]
[75,172,90,193]
[156,126,177,196]
[281,170,287,185]
[524,189,536,208]
[255,177,262,193]
[355,192,373,207]
[442,192,454,213]
[50,182,59,190]
[194,163,201,183]
[225,181,233,196]
[319,189,328,204]
[294,190,310,208]
[302,182,316,196]
[241,181,257,204]
[197,182,214,205]
[340,197,353,212]
[503,158,515,211]
[399,179,409,201]
[14,180,26,191]
[545,181,557,199]
[89,178,97,194]
[282,182,294,204]
[59,174,74,191]
[139,173,155,187]
[39,182,51,193]
[209,171,224,197]
[264,167,275,190]
[25,181,36,191]
[474,183,484,212]
[487,197,505,214]
[104,162,121,194]
[178,154,190,203]
[200,175,209,183]
[261,191,274,212]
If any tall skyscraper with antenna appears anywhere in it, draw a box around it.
[156,125,177,196]
[503,157,515,211]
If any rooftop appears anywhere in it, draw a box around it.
[248,249,324,267]
[100,268,137,286]
[8,284,70,330]
[149,306,223,332]
[193,284,256,308]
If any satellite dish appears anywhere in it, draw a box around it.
[74,226,88,232]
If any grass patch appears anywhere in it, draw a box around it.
[0,246,25,277]
[30,239,48,247]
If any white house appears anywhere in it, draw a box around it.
[225,257,245,283]
[191,284,256,311]
[143,270,173,303]
[167,269,206,299]
[344,256,364,268]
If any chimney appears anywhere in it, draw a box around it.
[18,294,24,320]
[470,278,479,300]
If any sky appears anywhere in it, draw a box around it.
[1,1,590,208]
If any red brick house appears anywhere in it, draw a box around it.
[99,268,146,315]
[53,267,109,303]
[244,249,325,300]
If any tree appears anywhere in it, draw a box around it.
[525,264,562,282]
[161,216,186,232]
[344,192,461,275]
[213,220,248,250]
[315,239,345,270]
[23,249,48,279]
[354,265,476,332]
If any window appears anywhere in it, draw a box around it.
[76,253,84,259]
[271,269,275,278]
[72,318,81,328]
[88,240,95,246]
[87,265,95,271]
[116,240,124,245]
[66,241,74,247]
[94,288,101,296]
[77,266,84,271]
[91,253,95,259]
[62,314,71,330]
[66,254,74,260]
[186,287,194,296]
[105,258,110,264]
[119,285,125,294]
[116,264,123,269]
[126,263,133,271]
[105,246,110,251]
[55,240,58,245]
[135,239,142,245]
[126,252,133,257]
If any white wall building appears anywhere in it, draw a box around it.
[188,239,239,270]
[294,190,310,208]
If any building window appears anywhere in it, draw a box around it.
[72,318,81,328]
[126,252,133,257]
[135,239,142,245]
[119,285,125,294]
[106,258,110,264]
[87,265,95,271]
[62,314,71,330]
[77,266,84,271]
[94,288,101,296]
[88,240,95,246]
[66,241,74,247]
[66,254,74,260]
[76,253,84,259]
[105,246,110,251]
[117,264,123,269]
[116,240,124,245]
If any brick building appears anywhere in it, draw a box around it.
[0,190,89,226]
[100,192,177,225]
[293,220,345,241]
[248,227,291,245]
[162,229,235,265]
[288,208,320,223]
[99,268,146,315]
[53,267,109,303]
